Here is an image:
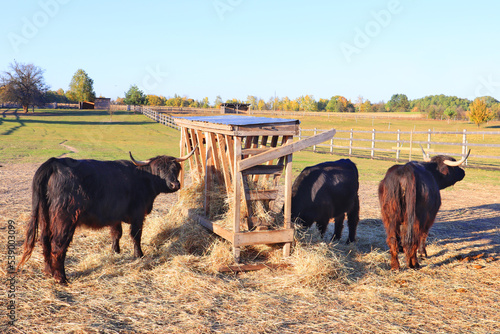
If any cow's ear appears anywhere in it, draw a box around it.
[438,163,450,175]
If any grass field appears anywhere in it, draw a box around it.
[1,109,499,333]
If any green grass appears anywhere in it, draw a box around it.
[0,109,180,163]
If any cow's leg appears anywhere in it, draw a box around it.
[110,223,123,254]
[346,195,360,244]
[405,223,420,269]
[383,219,401,271]
[331,214,345,242]
[130,220,144,258]
[418,232,428,257]
[50,218,77,284]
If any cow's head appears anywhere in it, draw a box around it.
[129,145,197,192]
[421,146,470,189]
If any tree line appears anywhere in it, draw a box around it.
[1,61,498,127]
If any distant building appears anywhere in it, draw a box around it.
[94,98,111,110]
[220,103,250,114]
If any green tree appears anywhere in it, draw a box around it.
[66,69,96,102]
[444,107,457,120]
[387,94,410,112]
[467,98,493,127]
[0,61,48,112]
[123,85,145,105]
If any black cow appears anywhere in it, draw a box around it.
[17,148,195,284]
[378,148,469,270]
[290,159,360,243]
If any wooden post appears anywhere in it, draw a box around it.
[427,129,432,151]
[313,128,317,152]
[463,129,468,165]
[396,129,401,162]
[371,128,375,159]
[349,129,353,156]
[283,136,294,257]
[409,130,413,162]
[330,137,333,154]
[233,137,242,262]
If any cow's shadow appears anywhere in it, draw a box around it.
[328,203,500,278]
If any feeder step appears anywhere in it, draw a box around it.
[241,165,283,176]
[244,189,279,201]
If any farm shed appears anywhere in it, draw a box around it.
[220,103,250,114]
[94,98,111,110]
[175,115,336,262]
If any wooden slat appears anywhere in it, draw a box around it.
[196,130,207,173]
[188,128,203,177]
[233,229,294,247]
[246,189,278,201]
[216,133,232,193]
[242,147,270,155]
[188,212,234,242]
[283,136,294,257]
[207,132,224,185]
[225,135,235,179]
[217,263,290,273]
[241,165,283,176]
[239,129,336,171]
[233,137,242,261]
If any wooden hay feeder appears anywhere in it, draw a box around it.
[175,115,335,262]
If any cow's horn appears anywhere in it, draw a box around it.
[176,144,198,162]
[443,149,471,167]
[129,152,150,166]
[420,145,431,162]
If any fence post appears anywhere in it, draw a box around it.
[313,128,317,151]
[298,128,301,141]
[462,129,468,165]
[427,129,431,151]
[396,129,401,161]
[330,137,333,154]
[349,129,353,156]
[371,128,375,159]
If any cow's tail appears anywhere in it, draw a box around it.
[17,159,54,271]
[402,165,418,250]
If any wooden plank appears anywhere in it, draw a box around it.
[234,124,299,137]
[283,136,294,257]
[233,229,295,247]
[207,132,224,185]
[241,165,283,176]
[225,135,235,179]
[392,146,435,152]
[217,133,232,193]
[179,127,186,188]
[239,129,336,171]
[188,212,234,242]
[196,130,207,173]
[246,189,278,201]
[233,136,242,261]
[188,128,203,177]
[217,263,290,273]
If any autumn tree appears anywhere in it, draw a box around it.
[66,69,95,102]
[0,61,48,112]
[467,98,493,127]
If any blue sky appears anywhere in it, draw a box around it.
[1,0,499,104]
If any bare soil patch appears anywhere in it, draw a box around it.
[1,163,499,333]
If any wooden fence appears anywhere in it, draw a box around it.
[141,107,180,130]
[298,128,500,168]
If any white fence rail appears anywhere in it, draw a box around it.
[299,128,500,168]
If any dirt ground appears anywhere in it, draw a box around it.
[1,162,499,333]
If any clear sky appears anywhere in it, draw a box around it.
[1,0,499,104]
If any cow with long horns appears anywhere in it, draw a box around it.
[378,147,470,270]
[17,147,196,284]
